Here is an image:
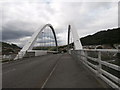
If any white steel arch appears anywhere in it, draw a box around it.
[14,24,58,60]
[68,24,83,50]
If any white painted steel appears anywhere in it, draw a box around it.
[83,60,97,74]
[98,51,102,76]
[100,74,119,89]
[81,54,98,62]
[101,61,120,71]
[14,25,48,60]
[85,60,97,69]
[70,24,83,50]
[101,69,120,84]
[71,49,120,89]
[14,24,58,60]
[86,56,98,62]
[80,49,119,52]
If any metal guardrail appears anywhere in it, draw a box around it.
[2,50,56,62]
[1,51,29,62]
[70,49,120,89]
[1,54,17,62]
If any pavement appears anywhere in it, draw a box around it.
[2,53,108,88]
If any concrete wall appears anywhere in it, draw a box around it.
[34,50,47,56]
[27,50,47,57]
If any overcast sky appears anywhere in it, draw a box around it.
[0,0,118,47]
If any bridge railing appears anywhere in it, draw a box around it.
[70,49,120,89]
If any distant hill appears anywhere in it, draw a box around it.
[1,42,21,55]
[80,28,120,46]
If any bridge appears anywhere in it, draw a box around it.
[2,24,120,89]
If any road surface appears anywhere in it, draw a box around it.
[2,54,108,88]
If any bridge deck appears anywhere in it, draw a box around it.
[44,54,107,88]
[3,54,108,88]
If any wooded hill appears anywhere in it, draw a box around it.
[80,28,120,46]
[1,42,20,55]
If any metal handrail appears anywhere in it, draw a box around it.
[78,49,119,52]
[71,49,120,89]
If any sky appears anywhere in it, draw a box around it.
[0,0,119,47]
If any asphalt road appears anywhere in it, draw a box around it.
[2,54,62,88]
[2,53,108,88]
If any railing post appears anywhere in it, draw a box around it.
[97,51,102,77]
[22,52,23,59]
[76,50,78,60]
[18,53,19,60]
[80,50,83,62]
[68,50,71,55]
[84,51,88,64]
[9,55,10,62]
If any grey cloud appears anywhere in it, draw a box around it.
[2,23,33,40]
[36,39,55,43]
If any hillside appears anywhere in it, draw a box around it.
[80,28,120,46]
[1,42,21,55]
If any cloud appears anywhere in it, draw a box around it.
[2,21,33,40]
[1,1,118,47]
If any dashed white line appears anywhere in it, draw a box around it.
[41,55,62,88]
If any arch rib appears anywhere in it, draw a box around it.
[67,25,71,50]
[67,24,83,50]
[15,24,58,60]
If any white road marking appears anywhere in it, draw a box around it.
[41,56,62,88]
